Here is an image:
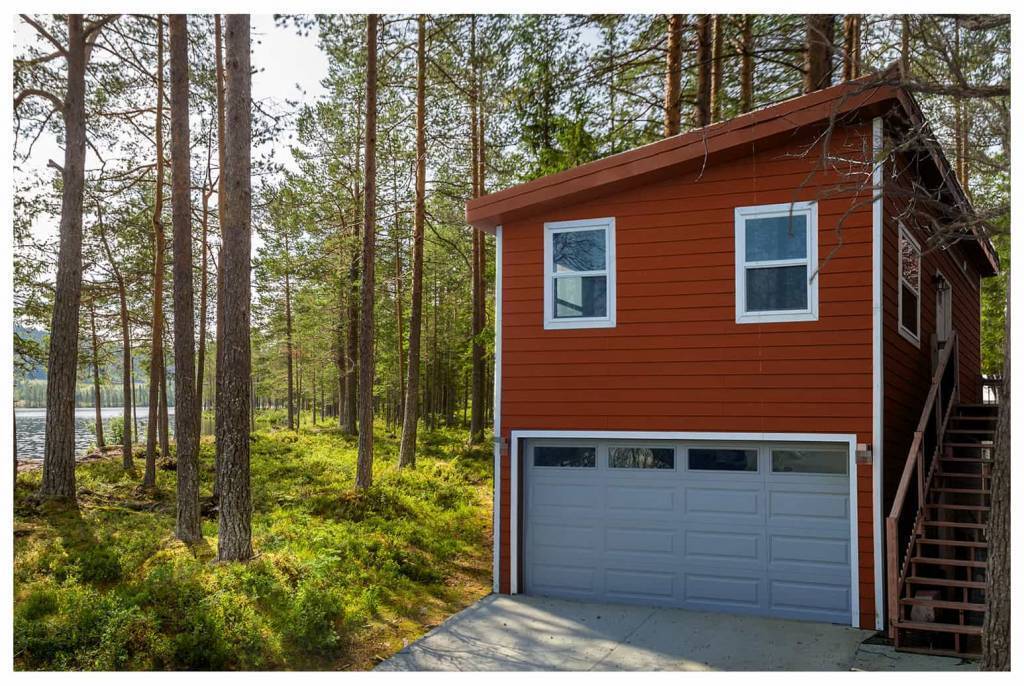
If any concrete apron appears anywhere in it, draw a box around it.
[376,595,979,671]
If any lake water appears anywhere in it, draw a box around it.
[14,406,175,461]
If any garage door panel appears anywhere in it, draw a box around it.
[529,520,601,553]
[531,564,598,597]
[768,489,849,529]
[684,485,762,520]
[605,525,676,555]
[768,532,850,569]
[685,528,762,564]
[605,568,676,599]
[684,572,763,609]
[606,484,676,513]
[769,578,850,622]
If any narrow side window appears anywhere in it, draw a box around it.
[898,224,921,345]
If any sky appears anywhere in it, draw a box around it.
[15,14,330,247]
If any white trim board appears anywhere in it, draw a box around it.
[871,116,885,631]
[492,225,503,594]
[509,429,861,628]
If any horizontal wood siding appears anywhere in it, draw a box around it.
[496,123,878,627]
[880,159,984,513]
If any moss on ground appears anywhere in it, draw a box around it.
[13,422,492,670]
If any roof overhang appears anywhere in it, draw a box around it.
[467,70,998,277]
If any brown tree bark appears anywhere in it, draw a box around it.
[664,14,683,136]
[39,15,89,500]
[803,15,835,93]
[169,13,201,543]
[982,296,1010,670]
[213,14,228,500]
[356,14,379,490]
[217,13,253,561]
[195,140,214,418]
[144,15,166,488]
[97,213,134,469]
[710,15,724,122]
[739,15,754,113]
[88,298,104,449]
[842,15,862,81]
[694,15,712,127]
[399,14,428,469]
[284,231,295,431]
[899,15,911,78]
[469,16,486,445]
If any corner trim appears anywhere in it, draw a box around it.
[871,115,885,631]
[492,225,503,594]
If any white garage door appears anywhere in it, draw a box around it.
[523,438,854,624]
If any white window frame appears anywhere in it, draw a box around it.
[734,201,819,324]
[543,217,616,330]
[897,224,922,346]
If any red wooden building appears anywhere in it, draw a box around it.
[468,74,999,655]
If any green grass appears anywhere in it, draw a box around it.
[13,421,493,670]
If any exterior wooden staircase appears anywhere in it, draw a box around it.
[886,332,1001,658]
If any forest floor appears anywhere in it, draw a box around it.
[13,417,493,670]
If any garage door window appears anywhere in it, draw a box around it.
[609,447,675,469]
[688,448,757,471]
[533,446,596,468]
[771,448,847,474]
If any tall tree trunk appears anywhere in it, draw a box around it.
[169,13,201,543]
[285,234,295,431]
[694,15,712,127]
[98,218,135,469]
[144,16,166,488]
[710,15,724,122]
[803,14,835,93]
[213,14,228,500]
[739,15,754,113]
[842,15,862,81]
[663,14,682,136]
[336,218,348,430]
[342,92,363,437]
[469,16,486,445]
[88,299,104,449]
[196,151,213,419]
[40,15,88,500]
[356,14,378,491]
[982,295,1010,670]
[399,14,427,469]
[217,13,253,562]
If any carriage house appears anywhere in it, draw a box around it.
[467,74,1000,655]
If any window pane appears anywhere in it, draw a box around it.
[771,449,847,474]
[534,446,596,468]
[900,232,920,289]
[554,275,607,318]
[609,447,675,469]
[553,229,606,272]
[901,284,919,336]
[745,265,807,311]
[745,214,807,261]
[688,448,757,471]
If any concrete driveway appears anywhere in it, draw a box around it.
[377,595,978,671]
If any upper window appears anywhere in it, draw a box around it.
[544,218,616,329]
[898,224,921,345]
[609,446,675,470]
[734,202,819,324]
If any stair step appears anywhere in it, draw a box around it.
[923,520,987,529]
[917,538,988,548]
[895,620,983,636]
[924,503,990,511]
[946,442,994,448]
[952,416,997,422]
[957,403,1000,410]
[937,472,988,479]
[946,429,996,435]
[911,556,987,568]
[900,598,987,612]
[940,457,992,463]
[931,487,990,494]
[907,576,987,589]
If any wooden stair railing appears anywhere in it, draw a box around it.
[886,332,959,638]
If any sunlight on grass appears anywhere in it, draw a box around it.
[14,422,493,670]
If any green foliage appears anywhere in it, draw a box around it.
[14,422,492,670]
